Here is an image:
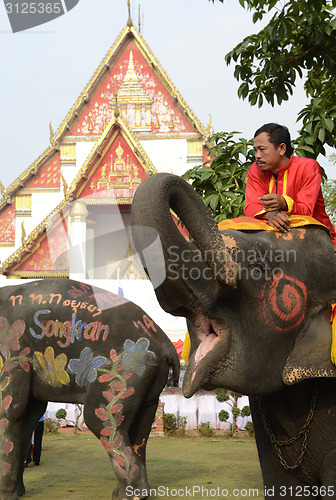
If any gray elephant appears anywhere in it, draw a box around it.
[0,278,179,500]
[132,172,336,499]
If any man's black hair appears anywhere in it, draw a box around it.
[254,123,294,158]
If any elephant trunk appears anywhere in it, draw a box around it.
[131,173,238,315]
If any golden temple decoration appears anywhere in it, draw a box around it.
[127,0,133,27]
[92,140,141,192]
[21,222,27,246]
[15,194,32,216]
[61,173,68,196]
[187,140,203,163]
[116,50,152,131]
[0,181,5,198]
[206,114,213,140]
[113,84,120,120]
[60,144,76,166]
[49,122,55,146]
[169,114,174,130]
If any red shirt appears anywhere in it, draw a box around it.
[244,156,336,247]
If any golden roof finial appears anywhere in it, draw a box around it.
[127,0,133,27]
[61,172,68,196]
[206,114,212,140]
[21,221,26,246]
[49,122,55,146]
[0,180,5,198]
[114,83,120,120]
[138,4,141,32]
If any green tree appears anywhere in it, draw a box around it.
[322,155,336,223]
[182,132,254,222]
[55,405,83,435]
[210,0,336,159]
[322,178,336,224]
[215,388,251,437]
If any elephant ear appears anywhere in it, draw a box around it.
[282,308,336,384]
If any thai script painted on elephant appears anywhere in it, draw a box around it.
[9,293,102,317]
[62,299,102,317]
[67,283,128,310]
[133,315,157,337]
[29,310,109,348]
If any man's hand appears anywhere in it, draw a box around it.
[265,211,291,232]
[259,194,287,212]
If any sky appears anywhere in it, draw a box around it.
[0,0,333,188]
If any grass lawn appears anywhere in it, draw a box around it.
[23,431,263,499]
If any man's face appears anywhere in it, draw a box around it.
[253,132,286,174]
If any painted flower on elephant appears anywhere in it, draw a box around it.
[68,347,106,386]
[0,317,25,357]
[33,347,70,387]
[94,341,143,482]
[121,338,155,376]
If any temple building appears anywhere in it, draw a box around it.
[0,8,210,343]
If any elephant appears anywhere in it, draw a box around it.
[131,172,336,499]
[0,278,179,500]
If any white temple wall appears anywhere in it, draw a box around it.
[89,211,131,279]
[30,192,63,229]
[61,164,78,188]
[0,247,14,266]
[139,138,188,176]
[76,141,97,172]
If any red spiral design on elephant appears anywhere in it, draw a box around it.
[260,273,308,334]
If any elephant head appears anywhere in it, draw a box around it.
[132,173,336,397]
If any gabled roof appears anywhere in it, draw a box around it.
[0,22,206,209]
[1,115,154,276]
[69,113,156,202]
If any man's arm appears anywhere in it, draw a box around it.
[260,210,291,232]
[288,163,321,215]
[259,193,287,212]
[245,165,290,232]
[244,166,269,218]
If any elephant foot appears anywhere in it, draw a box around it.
[0,492,19,500]
[15,481,26,497]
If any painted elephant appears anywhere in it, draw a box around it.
[0,278,179,500]
[131,172,336,499]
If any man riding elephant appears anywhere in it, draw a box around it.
[245,122,336,247]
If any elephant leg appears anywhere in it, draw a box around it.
[15,399,47,497]
[250,398,318,500]
[127,397,161,496]
[83,381,153,500]
[0,375,32,500]
[320,450,336,492]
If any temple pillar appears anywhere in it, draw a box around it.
[86,217,96,279]
[69,200,88,280]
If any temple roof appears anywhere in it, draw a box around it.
[0,23,207,209]
[0,115,154,276]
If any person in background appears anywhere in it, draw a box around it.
[25,415,44,467]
